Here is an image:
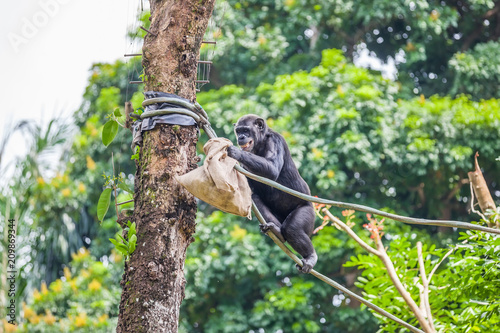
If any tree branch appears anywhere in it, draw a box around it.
[469,182,489,225]
[417,242,436,331]
[251,203,425,333]
[318,208,433,332]
[468,152,497,227]
[376,239,434,332]
[322,209,381,256]
[428,248,453,283]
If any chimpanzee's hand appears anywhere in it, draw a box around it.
[227,145,242,160]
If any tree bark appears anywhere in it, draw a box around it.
[468,152,496,214]
[116,1,216,332]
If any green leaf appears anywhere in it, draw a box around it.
[118,183,134,194]
[116,234,127,244]
[116,244,130,256]
[97,188,113,222]
[114,109,122,117]
[128,222,136,239]
[128,234,137,253]
[131,146,140,161]
[109,238,119,247]
[102,120,119,146]
[109,238,128,256]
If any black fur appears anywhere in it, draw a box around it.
[228,114,318,273]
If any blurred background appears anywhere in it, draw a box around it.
[1,0,499,332]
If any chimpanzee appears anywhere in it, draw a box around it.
[227,114,317,273]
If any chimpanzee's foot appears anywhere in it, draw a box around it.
[296,253,318,274]
[259,222,285,243]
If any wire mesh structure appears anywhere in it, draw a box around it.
[124,0,226,93]
[195,1,226,92]
[124,0,149,93]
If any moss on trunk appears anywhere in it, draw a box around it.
[116,1,216,332]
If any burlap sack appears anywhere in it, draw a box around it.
[175,138,252,218]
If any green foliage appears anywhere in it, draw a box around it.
[210,0,500,98]
[130,146,140,161]
[449,41,500,99]
[200,48,500,222]
[17,248,123,333]
[117,182,133,194]
[432,231,500,332]
[109,221,137,258]
[345,228,500,332]
[97,188,113,222]
[180,211,378,333]
[0,118,84,290]
[3,58,139,287]
[101,120,119,147]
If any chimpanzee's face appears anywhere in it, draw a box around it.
[234,115,266,153]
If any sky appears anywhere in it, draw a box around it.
[0,0,395,184]
[0,0,142,177]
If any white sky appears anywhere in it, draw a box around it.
[0,0,396,185]
[0,0,142,179]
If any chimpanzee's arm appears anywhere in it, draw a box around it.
[228,136,284,181]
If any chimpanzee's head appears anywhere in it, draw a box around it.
[233,114,267,153]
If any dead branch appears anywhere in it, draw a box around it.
[468,152,497,227]
[417,242,436,331]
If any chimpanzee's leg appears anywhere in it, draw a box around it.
[281,204,317,273]
[251,194,285,243]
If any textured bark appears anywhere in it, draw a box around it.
[468,152,496,214]
[142,0,216,100]
[116,1,215,332]
[468,152,498,228]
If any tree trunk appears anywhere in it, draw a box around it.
[116,1,216,332]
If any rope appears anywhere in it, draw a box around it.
[141,96,217,138]
[140,94,495,332]
[251,202,424,333]
[235,165,500,236]
[140,95,500,236]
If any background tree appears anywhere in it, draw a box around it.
[209,0,500,99]
[5,1,500,332]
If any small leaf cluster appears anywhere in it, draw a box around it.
[97,172,133,223]
[180,210,378,333]
[199,48,500,222]
[17,248,123,333]
[344,227,500,332]
[109,221,137,259]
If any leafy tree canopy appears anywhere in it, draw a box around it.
[199,48,500,223]
[5,2,500,332]
[210,0,500,98]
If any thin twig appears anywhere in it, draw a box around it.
[112,153,119,217]
[235,165,500,236]
[376,240,433,332]
[322,209,381,256]
[117,199,134,206]
[251,203,424,333]
[417,242,435,331]
[428,248,453,283]
[140,26,156,36]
